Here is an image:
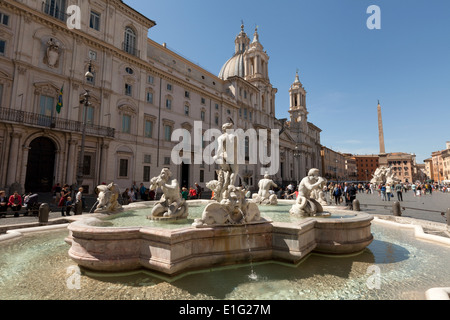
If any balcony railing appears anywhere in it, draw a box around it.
[0,107,115,138]
[122,42,140,58]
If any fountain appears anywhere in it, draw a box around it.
[65,177,373,276]
[65,121,374,276]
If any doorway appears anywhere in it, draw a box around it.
[25,137,56,192]
[181,162,189,189]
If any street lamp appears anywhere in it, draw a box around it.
[335,159,338,184]
[76,60,94,190]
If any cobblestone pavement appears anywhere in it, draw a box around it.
[338,190,450,224]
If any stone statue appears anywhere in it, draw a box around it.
[95,183,123,213]
[289,168,330,217]
[370,166,400,185]
[193,122,262,227]
[212,122,239,202]
[193,185,260,227]
[311,178,328,206]
[147,168,188,220]
[44,38,60,68]
[252,174,278,205]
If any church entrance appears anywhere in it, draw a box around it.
[25,137,56,193]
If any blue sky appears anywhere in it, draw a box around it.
[125,0,450,163]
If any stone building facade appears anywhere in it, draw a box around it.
[0,0,321,195]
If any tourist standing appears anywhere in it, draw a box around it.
[380,184,387,201]
[181,187,189,200]
[74,187,83,215]
[65,196,73,216]
[395,182,403,201]
[411,183,417,196]
[386,183,392,201]
[59,184,70,216]
[195,183,202,199]
[52,183,62,205]
[346,183,357,210]
[333,184,342,205]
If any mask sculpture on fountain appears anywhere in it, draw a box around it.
[289,169,330,217]
[147,168,188,220]
[95,183,123,213]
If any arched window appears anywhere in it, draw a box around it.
[124,27,137,56]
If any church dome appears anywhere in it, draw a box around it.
[218,53,245,80]
[218,24,249,80]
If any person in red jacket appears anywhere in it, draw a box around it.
[8,191,22,217]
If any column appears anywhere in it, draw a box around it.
[99,143,110,184]
[66,140,77,185]
[6,132,22,186]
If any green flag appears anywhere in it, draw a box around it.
[56,85,63,114]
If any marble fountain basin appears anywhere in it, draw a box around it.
[65,200,373,277]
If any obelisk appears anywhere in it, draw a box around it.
[377,100,388,166]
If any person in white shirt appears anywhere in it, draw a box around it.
[75,187,83,215]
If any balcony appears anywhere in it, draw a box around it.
[0,107,115,138]
[122,42,140,58]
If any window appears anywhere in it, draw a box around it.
[200,110,205,121]
[146,92,153,104]
[43,0,66,21]
[143,166,151,182]
[215,115,219,125]
[88,50,97,61]
[200,170,204,183]
[147,75,154,84]
[184,105,190,116]
[89,11,100,31]
[201,97,206,104]
[167,83,172,91]
[164,157,171,165]
[125,83,132,96]
[83,105,95,125]
[0,12,9,26]
[164,125,172,141]
[125,67,134,75]
[165,98,172,110]
[122,114,131,133]
[144,120,153,138]
[124,27,136,55]
[40,95,54,117]
[144,154,151,163]
[185,91,190,98]
[0,40,5,55]
[119,159,128,177]
[83,155,92,176]
[0,84,3,107]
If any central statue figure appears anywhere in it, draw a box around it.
[289,168,329,217]
[212,122,240,202]
[193,121,262,227]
